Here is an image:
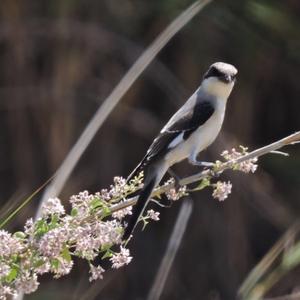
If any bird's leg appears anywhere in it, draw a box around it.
[188,153,221,177]
[188,152,214,167]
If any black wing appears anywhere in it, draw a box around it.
[167,100,215,139]
[147,100,214,159]
[131,100,215,174]
[127,100,215,182]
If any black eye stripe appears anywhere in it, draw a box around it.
[204,67,224,79]
[204,67,237,81]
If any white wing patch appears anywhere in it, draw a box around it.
[167,132,184,149]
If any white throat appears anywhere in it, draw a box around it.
[201,77,235,99]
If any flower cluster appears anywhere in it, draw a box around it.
[110,246,132,269]
[89,264,105,282]
[163,178,188,201]
[112,205,132,220]
[146,209,160,221]
[206,146,258,202]
[0,145,260,298]
[0,230,24,258]
[220,146,258,173]
[41,197,65,217]
[0,174,144,299]
[212,181,232,201]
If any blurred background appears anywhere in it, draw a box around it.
[0,0,299,299]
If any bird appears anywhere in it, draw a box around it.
[123,62,237,241]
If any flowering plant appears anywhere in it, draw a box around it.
[0,174,144,298]
[0,146,265,299]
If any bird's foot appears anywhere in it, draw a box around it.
[188,159,221,177]
[189,159,214,168]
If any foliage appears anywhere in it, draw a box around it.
[0,147,258,298]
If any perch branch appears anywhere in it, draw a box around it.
[108,131,300,215]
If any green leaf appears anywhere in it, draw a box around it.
[51,259,59,270]
[61,246,72,262]
[34,219,49,237]
[101,250,113,259]
[13,231,26,239]
[194,178,211,191]
[10,255,19,263]
[101,243,112,252]
[101,205,111,218]
[34,259,45,268]
[90,197,103,210]
[71,208,78,217]
[6,267,18,283]
[49,215,59,229]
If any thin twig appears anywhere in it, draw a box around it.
[108,131,300,214]
[269,150,289,156]
[147,198,193,300]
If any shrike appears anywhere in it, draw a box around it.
[123,62,237,240]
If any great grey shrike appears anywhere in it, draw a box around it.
[123,62,238,240]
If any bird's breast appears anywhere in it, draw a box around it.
[194,105,225,149]
[165,102,226,166]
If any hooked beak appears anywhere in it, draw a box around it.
[221,74,236,83]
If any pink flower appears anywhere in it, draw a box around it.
[112,205,132,220]
[38,227,69,258]
[110,246,132,269]
[0,263,10,278]
[221,147,258,173]
[15,272,39,294]
[147,209,160,221]
[0,284,17,299]
[212,181,232,201]
[41,197,65,217]
[89,264,105,282]
[0,230,24,258]
[164,178,187,201]
[52,259,73,278]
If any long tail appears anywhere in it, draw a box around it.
[123,176,156,241]
[123,162,167,241]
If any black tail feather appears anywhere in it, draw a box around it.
[123,176,156,241]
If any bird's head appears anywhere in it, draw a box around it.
[201,62,237,99]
